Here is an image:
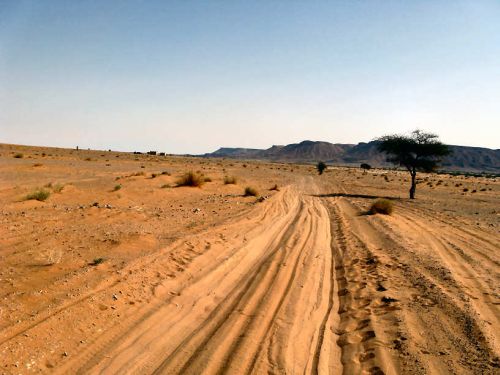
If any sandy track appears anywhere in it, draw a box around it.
[2,173,499,374]
[53,185,341,374]
[322,195,499,374]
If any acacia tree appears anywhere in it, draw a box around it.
[376,130,451,199]
[317,161,327,175]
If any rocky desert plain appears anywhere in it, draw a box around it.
[0,143,499,375]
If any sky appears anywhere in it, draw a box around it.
[1,1,499,154]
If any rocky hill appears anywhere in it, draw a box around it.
[204,140,499,173]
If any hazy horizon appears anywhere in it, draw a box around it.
[1,1,499,153]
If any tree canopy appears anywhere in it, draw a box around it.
[377,130,451,198]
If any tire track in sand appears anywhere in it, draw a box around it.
[56,184,341,375]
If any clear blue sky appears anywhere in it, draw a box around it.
[1,1,499,153]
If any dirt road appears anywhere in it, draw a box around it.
[1,172,499,374]
[52,179,499,374]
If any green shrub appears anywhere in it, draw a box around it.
[244,186,259,197]
[317,161,327,175]
[26,189,50,201]
[224,176,237,184]
[176,171,205,187]
[113,184,122,191]
[369,199,394,215]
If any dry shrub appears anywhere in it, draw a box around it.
[90,257,105,266]
[369,199,393,215]
[176,171,205,187]
[204,176,212,182]
[244,186,259,197]
[224,176,237,184]
[26,189,50,202]
[52,183,64,193]
[269,184,279,191]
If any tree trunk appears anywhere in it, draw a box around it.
[409,171,417,199]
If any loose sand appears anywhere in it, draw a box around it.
[1,144,499,374]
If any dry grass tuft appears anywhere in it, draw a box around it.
[244,186,259,197]
[52,183,64,193]
[26,189,50,202]
[369,199,394,215]
[176,171,205,187]
[224,176,237,185]
[90,258,105,266]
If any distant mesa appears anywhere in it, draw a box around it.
[203,140,500,173]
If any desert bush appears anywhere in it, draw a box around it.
[90,258,105,266]
[151,173,158,178]
[14,153,23,158]
[176,171,205,187]
[224,176,237,184]
[269,184,279,191]
[26,189,50,201]
[317,161,327,175]
[85,157,91,161]
[244,186,259,197]
[113,184,122,191]
[369,199,394,215]
[360,163,371,170]
[33,163,43,167]
[463,188,469,192]
[161,171,170,175]
[161,184,171,189]
[204,176,212,182]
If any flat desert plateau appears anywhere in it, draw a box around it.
[1,143,499,374]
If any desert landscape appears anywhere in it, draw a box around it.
[0,143,498,374]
